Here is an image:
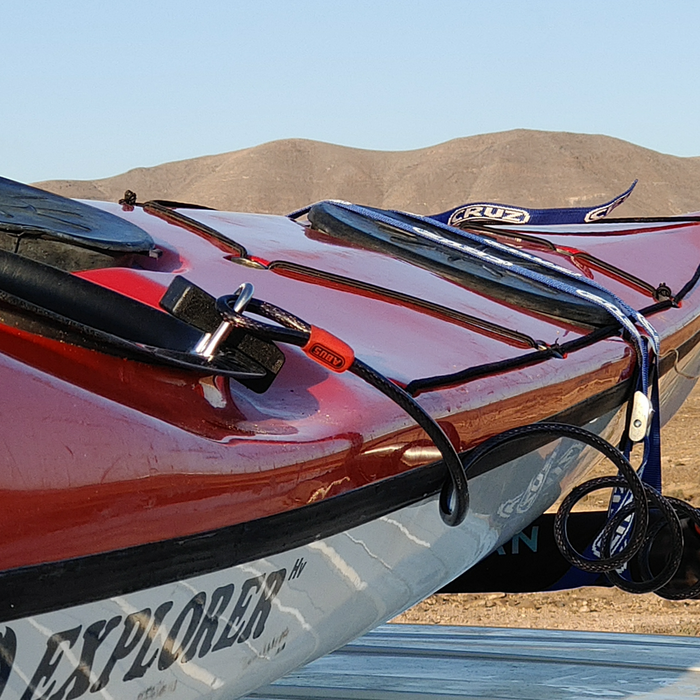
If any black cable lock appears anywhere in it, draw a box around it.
[215,291,471,526]
[207,289,700,597]
[456,422,700,598]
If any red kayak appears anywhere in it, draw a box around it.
[0,177,698,699]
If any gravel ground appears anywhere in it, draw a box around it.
[393,381,700,636]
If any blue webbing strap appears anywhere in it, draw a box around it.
[327,201,659,365]
[315,200,662,584]
[429,181,637,227]
[291,193,666,587]
[600,355,662,559]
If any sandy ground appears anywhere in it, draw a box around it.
[393,381,700,636]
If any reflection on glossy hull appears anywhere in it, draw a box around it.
[2,408,634,700]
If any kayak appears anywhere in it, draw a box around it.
[0,177,699,699]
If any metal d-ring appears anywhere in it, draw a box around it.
[194,282,254,359]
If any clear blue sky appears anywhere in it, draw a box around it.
[2,1,699,183]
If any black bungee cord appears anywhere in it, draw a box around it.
[459,423,700,598]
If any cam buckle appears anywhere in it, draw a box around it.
[628,390,653,442]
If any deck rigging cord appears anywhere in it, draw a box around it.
[139,192,700,596]
[279,205,700,595]
[137,191,689,386]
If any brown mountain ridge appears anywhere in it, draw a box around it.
[35,129,700,217]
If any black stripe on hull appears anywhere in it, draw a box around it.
[0,375,639,623]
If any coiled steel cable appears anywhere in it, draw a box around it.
[459,422,700,598]
[212,293,700,596]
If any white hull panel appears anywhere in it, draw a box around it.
[0,407,630,700]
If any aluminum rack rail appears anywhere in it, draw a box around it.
[247,623,700,700]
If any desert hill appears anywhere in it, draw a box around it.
[36,129,700,216]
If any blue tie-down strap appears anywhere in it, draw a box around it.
[429,181,637,227]
[551,356,663,592]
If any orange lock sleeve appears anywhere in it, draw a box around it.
[303,326,355,373]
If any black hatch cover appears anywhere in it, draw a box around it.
[0,177,155,260]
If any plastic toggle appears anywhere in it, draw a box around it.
[628,390,653,442]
